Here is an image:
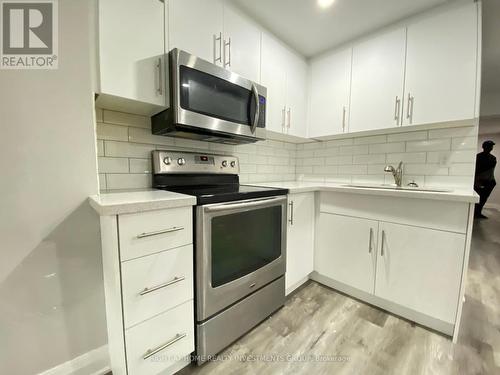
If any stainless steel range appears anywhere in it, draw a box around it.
[152,150,287,363]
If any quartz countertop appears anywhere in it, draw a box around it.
[253,181,479,203]
[89,189,196,216]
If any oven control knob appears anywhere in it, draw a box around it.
[230,161,236,168]
[177,158,186,166]
[222,160,228,167]
[163,156,172,165]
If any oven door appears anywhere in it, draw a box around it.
[171,49,267,140]
[196,196,286,321]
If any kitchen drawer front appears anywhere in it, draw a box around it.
[125,300,194,375]
[119,207,192,261]
[122,244,194,329]
[319,192,468,233]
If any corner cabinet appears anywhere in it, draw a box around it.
[285,193,315,294]
[99,207,195,375]
[96,0,168,115]
[312,191,474,338]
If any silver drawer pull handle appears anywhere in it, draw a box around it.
[136,226,184,239]
[139,276,185,296]
[143,333,187,360]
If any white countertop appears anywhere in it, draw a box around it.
[255,181,479,203]
[89,189,196,216]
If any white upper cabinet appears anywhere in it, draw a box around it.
[222,4,261,83]
[261,33,288,134]
[403,1,478,126]
[261,32,308,137]
[349,28,407,133]
[309,48,352,138]
[285,49,308,138]
[97,0,167,111]
[169,0,224,65]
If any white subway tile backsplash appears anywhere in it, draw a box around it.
[353,154,386,165]
[96,123,128,141]
[406,138,451,152]
[98,157,129,173]
[129,158,152,174]
[106,173,151,190]
[387,131,427,142]
[103,110,150,128]
[451,136,477,150]
[96,109,477,191]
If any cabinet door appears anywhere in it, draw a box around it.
[98,0,166,107]
[350,28,406,132]
[315,213,378,294]
[261,32,287,133]
[169,0,223,64]
[223,5,261,83]
[375,222,465,323]
[286,193,315,293]
[403,2,478,126]
[309,48,352,138]
[285,51,308,138]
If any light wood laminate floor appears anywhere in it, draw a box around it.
[179,208,500,375]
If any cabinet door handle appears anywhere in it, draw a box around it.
[342,106,346,132]
[394,96,401,125]
[224,37,231,67]
[410,95,415,124]
[287,108,291,129]
[139,276,185,296]
[136,226,184,239]
[288,201,294,225]
[406,93,414,124]
[213,32,222,64]
[368,228,373,253]
[281,107,286,132]
[156,57,163,95]
[143,333,187,360]
[381,230,386,256]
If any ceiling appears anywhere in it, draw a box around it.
[231,0,453,57]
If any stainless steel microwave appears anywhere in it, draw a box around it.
[152,49,267,145]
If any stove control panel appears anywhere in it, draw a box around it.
[153,150,239,174]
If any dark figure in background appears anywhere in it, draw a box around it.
[475,140,497,219]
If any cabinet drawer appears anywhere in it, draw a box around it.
[119,207,192,261]
[125,300,194,375]
[122,245,194,328]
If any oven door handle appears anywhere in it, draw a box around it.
[251,84,260,134]
[204,196,285,213]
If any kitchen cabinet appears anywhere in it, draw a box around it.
[286,193,315,294]
[349,28,407,132]
[97,0,167,113]
[261,32,308,138]
[168,0,224,65]
[309,48,352,138]
[315,213,378,294]
[403,1,478,126]
[222,4,261,83]
[375,222,465,324]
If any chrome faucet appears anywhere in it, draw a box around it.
[384,161,404,187]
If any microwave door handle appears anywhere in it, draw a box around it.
[251,84,260,134]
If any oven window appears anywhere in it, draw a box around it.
[211,206,282,287]
[179,65,253,125]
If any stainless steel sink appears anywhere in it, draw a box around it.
[343,183,452,193]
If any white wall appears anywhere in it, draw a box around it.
[0,1,107,374]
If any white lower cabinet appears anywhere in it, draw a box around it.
[315,213,378,294]
[285,193,315,294]
[375,222,466,324]
[99,207,195,375]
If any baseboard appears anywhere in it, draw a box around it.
[38,345,110,375]
[485,203,500,211]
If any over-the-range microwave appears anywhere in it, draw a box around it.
[152,49,267,145]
